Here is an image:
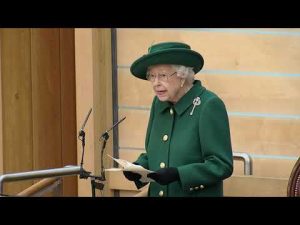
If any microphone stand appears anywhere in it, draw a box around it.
[90,116,126,197]
[78,108,92,180]
[89,132,108,197]
[78,109,126,197]
[78,108,105,197]
[78,128,93,180]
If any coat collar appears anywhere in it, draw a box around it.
[156,80,206,116]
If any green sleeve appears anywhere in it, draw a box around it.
[178,97,233,192]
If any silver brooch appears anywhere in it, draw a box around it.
[190,97,201,115]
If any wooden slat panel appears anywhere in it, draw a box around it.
[75,29,95,196]
[31,29,62,170]
[119,109,300,156]
[119,149,145,163]
[118,70,153,108]
[233,158,296,178]
[199,74,300,115]
[59,28,77,196]
[230,117,300,156]
[74,29,114,197]
[248,28,300,33]
[118,184,149,197]
[119,190,139,197]
[108,170,138,191]
[117,29,300,74]
[118,69,300,115]
[92,29,114,172]
[118,109,149,148]
[223,176,289,197]
[92,29,114,197]
[1,29,34,194]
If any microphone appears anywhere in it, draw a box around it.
[99,116,126,181]
[78,108,92,139]
[100,116,126,141]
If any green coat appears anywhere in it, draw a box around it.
[135,80,233,197]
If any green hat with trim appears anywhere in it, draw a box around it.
[130,42,204,80]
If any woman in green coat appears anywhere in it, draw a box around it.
[123,42,233,197]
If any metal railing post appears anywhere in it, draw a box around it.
[233,152,253,175]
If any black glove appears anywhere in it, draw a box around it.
[123,162,141,182]
[123,171,141,182]
[147,167,179,185]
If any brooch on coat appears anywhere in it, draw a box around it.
[190,97,201,115]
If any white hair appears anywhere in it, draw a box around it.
[171,65,195,85]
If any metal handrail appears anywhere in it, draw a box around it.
[0,165,81,195]
[233,152,253,175]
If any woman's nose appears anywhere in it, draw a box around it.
[152,77,161,86]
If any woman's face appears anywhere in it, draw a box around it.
[148,64,185,103]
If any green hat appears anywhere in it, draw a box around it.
[130,42,204,80]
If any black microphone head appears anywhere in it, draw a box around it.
[78,129,85,137]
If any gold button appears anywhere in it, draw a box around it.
[200,185,204,189]
[159,190,164,197]
[160,162,166,168]
[170,108,174,115]
[189,187,194,191]
[162,135,168,141]
[195,186,199,190]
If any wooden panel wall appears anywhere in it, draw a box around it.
[0,33,2,174]
[92,29,114,193]
[114,28,300,196]
[60,29,78,196]
[0,29,77,196]
[74,29,114,197]
[74,29,95,197]
[1,29,33,193]
[31,29,62,170]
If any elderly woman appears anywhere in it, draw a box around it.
[123,42,233,197]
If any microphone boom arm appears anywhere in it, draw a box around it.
[78,108,92,178]
[99,116,126,181]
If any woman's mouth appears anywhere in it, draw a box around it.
[155,90,167,97]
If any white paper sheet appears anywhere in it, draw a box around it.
[106,155,154,183]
